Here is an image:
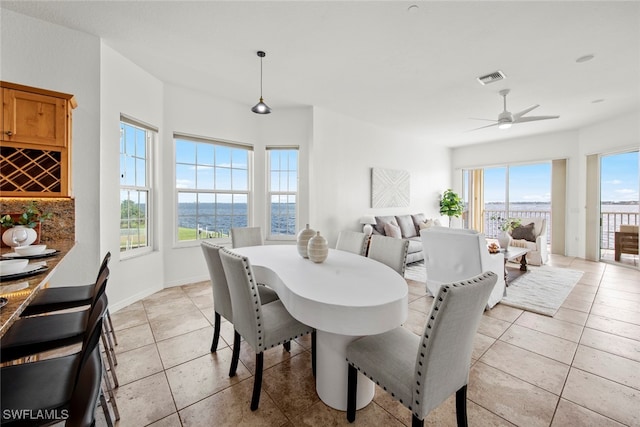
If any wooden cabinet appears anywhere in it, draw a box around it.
[1,82,76,197]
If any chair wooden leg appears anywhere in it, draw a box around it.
[412,414,424,427]
[229,331,241,377]
[347,364,357,422]
[283,340,291,352]
[455,385,468,427]
[250,352,264,411]
[311,331,316,377]
[211,312,221,352]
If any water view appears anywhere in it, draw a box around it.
[177,202,296,239]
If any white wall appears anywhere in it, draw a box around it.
[0,9,101,286]
[160,85,313,287]
[311,108,451,245]
[1,8,453,310]
[452,111,640,258]
[100,44,166,310]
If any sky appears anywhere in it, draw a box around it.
[483,163,552,204]
[482,152,639,205]
[601,151,639,203]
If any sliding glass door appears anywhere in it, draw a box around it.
[599,150,639,267]
[463,162,551,242]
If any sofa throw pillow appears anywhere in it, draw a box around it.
[411,213,426,234]
[374,215,398,235]
[511,222,536,242]
[396,215,418,238]
[418,218,442,231]
[384,223,402,238]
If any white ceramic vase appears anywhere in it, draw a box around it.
[296,224,316,258]
[497,230,511,249]
[2,225,38,248]
[307,231,328,263]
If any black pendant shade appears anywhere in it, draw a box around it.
[251,51,271,114]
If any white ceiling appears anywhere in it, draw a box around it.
[3,1,639,147]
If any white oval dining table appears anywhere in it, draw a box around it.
[233,245,408,411]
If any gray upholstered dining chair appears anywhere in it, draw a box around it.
[201,242,280,353]
[231,226,263,248]
[219,247,316,411]
[367,234,410,276]
[335,230,369,256]
[345,271,497,427]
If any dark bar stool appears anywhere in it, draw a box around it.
[1,295,108,426]
[20,252,118,348]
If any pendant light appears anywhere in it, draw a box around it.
[251,51,272,114]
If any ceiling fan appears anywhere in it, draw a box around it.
[470,89,559,131]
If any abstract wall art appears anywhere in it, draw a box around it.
[371,168,410,208]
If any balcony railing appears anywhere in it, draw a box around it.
[481,209,638,250]
[484,210,552,242]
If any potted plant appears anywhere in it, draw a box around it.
[439,189,465,227]
[1,201,53,247]
[491,216,521,248]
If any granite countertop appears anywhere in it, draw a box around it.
[0,239,76,337]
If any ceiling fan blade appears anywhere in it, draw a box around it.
[513,104,539,119]
[514,115,560,123]
[469,117,499,122]
[466,122,500,132]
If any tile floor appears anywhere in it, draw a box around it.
[103,254,640,426]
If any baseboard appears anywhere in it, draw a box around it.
[163,274,210,288]
[109,286,163,313]
[109,274,210,313]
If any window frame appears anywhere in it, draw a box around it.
[174,133,254,246]
[119,115,156,258]
[266,146,299,241]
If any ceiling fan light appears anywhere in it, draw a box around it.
[251,97,271,114]
[498,122,512,130]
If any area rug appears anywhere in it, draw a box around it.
[501,265,583,316]
[405,261,426,282]
[405,261,584,317]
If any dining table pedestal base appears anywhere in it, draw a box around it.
[315,330,374,411]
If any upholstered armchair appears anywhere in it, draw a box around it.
[509,217,548,265]
[420,227,506,309]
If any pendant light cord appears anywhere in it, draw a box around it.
[260,56,264,99]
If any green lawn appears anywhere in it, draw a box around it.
[178,227,197,240]
[120,227,227,249]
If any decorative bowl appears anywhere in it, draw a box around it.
[0,259,29,275]
[15,245,47,256]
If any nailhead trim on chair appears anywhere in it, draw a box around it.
[227,250,313,353]
[347,272,494,422]
[399,240,409,277]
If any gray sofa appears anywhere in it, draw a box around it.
[372,213,434,264]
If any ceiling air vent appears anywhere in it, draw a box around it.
[477,70,506,85]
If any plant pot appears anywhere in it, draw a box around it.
[2,225,39,248]
[497,231,511,249]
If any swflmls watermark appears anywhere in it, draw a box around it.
[2,409,69,421]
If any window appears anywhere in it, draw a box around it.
[120,117,155,254]
[267,147,298,239]
[175,134,251,242]
[463,162,551,241]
